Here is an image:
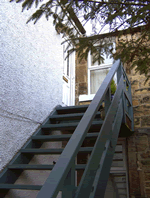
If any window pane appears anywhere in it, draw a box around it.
[90,68,109,94]
[91,53,113,66]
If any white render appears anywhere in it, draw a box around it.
[0,0,63,171]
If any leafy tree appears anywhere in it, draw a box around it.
[10,0,150,80]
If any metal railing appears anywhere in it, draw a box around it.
[37,60,134,198]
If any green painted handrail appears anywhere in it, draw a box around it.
[37,60,134,198]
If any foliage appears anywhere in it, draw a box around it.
[110,79,116,95]
[10,0,150,81]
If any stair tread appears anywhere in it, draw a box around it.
[49,112,101,119]
[8,164,86,170]
[0,184,42,190]
[41,120,103,129]
[56,104,89,111]
[56,105,89,114]
[20,147,93,154]
[32,132,99,141]
[50,112,85,119]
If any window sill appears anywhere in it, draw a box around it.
[79,94,95,102]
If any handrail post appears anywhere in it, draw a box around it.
[128,82,134,131]
[104,87,111,116]
[121,64,134,130]
[118,63,126,124]
[62,161,76,198]
[117,62,122,84]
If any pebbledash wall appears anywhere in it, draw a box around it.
[75,36,150,197]
[0,0,63,172]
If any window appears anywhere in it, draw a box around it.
[79,40,116,102]
[88,51,114,95]
[63,45,70,78]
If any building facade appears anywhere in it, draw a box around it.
[0,0,63,172]
[1,1,150,197]
[75,35,150,198]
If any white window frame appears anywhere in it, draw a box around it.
[79,51,113,102]
[79,39,116,102]
[87,51,113,95]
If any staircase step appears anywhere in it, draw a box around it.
[0,184,42,190]
[56,105,89,114]
[49,112,101,121]
[41,121,103,130]
[20,147,93,154]
[32,132,99,142]
[8,164,86,170]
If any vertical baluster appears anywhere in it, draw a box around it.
[117,63,126,123]
[117,63,122,84]
[62,162,76,198]
[122,78,127,124]
[128,83,134,131]
[104,87,111,117]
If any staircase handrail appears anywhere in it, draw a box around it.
[37,60,133,198]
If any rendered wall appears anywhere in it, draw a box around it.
[0,0,63,171]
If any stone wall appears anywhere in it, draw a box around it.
[127,131,150,198]
[126,66,150,129]
[75,53,88,105]
[75,36,150,197]
[125,64,150,198]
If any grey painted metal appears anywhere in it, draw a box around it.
[124,90,132,106]
[8,164,87,170]
[49,112,101,120]
[109,175,120,198]
[0,184,42,190]
[41,121,103,131]
[49,112,85,120]
[104,87,111,116]
[74,76,124,198]
[56,105,88,113]
[89,100,123,198]
[122,65,130,87]
[32,132,99,142]
[121,64,134,130]
[37,60,121,198]
[117,64,122,84]
[62,161,76,198]
[128,82,134,131]
[20,147,93,154]
[8,164,54,170]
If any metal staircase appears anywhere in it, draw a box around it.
[0,60,134,198]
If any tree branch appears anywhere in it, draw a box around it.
[63,24,149,43]
[76,0,149,7]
